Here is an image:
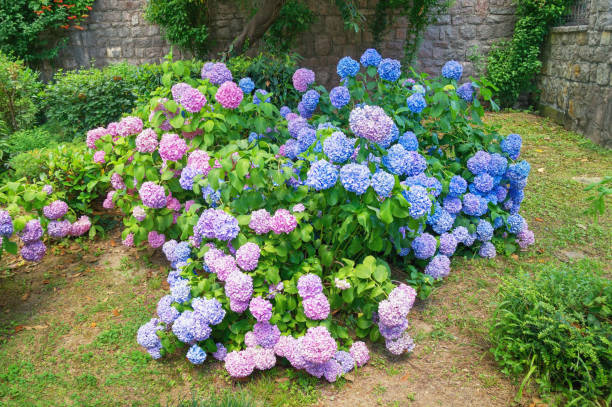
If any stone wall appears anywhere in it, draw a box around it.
[538,0,612,147]
[56,0,516,86]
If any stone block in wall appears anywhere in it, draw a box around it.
[315,35,332,56]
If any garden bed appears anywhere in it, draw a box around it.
[1,112,609,407]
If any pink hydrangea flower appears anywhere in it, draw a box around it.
[86,127,107,149]
[159,133,188,161]
[269,209,297,234]
[136,129,158,153]
[93,150,106,164]
[235,242,260,271]
[215,81,244,109]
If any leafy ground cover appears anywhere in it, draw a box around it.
[0,112,610,406]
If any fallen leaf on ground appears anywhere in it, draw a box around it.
[535,149,543,152]
[511,254,519,260]
[112,309,121,317]
[21,292,30,301]
[400,372,410,381]
[14,325,24,333]
[344,373,354,382]
[161,281,170,290]
[90,322,97,328]
[537,167,545,173]
[43,280,50,285]
[534,217,544,222]
[23,325,48,330]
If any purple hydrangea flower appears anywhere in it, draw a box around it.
[224,350,255,378]
[349,341,369,367]
[386,332,416,355]
[300,326,337,365]
[225,270,253,303]
[349,105,394,144]
[159,133,188,161]
[297,274,323,299]
[467,151,491,175]
[270,209,297,234]
[439,232,458,256]
[20,219,43,243]
[0,211,13,237]
[334,351,355,373]
[473,173,495,193]
[292,68,315,92]
[235,242,260,271]
[249,297,272,322]
[303,293,330,320]
[213,343,227,361]
[249,209,271,234]
[148,231,165,248]
[21,240,46,262]
[203,62,232,85]
[425,254,451,279]
[479,242,497,258]
[411,233,437,259]
[477,219,494,241]
[157,295,180,324]
[456,82,474,102]
[253,321,281,348]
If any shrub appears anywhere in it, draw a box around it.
[1,51,535,383]
[226,53,302,107]
[42,63,163,138]
[8,149,48,180]
[0,52,42,133]
[6,127,59,155]
[490,262,612,403]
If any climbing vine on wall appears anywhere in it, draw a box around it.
[486,0,575,107]
[369,0,451,67]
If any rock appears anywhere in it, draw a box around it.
[558,250,586,261]
[572,176,603,185]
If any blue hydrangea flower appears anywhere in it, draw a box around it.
[494,216,504,229]
[283,139,301,160]
[473,173,495,193]
[412,84,426,94]
[192,297,226,325]
[456,82,474,102]
[372,171,395,198]
[238,77,255,94]
[443,196,462,214]
[329,86,350,109]
[306,160,338,191]
[462,193,483,216]
[406,93,427,114]
[422,176,443,197]
[449,176,467,196]
[467,151,491,175]
[505,161,531,182]
[172,311,195,343]
[171,279,191,304]
[248,132,261,144]
[297,127,317,152]
[157,295,180,324]
[383,144,409,175]
[501,134,522,160]
[403,185,432,219]
[425,254,451,279]
[506,214,526,234]
[302,89,320,111]
[406,152,427,176]
[360,48,382,67]
[280,106,291,118]
[476,219,494,241]
[340,164,371,195]
[398,132,418,151]
[298,101,313,119]
[202,186,221,207]
[253,89,270,105]
[487,153,508,177]
[337,56,360,78]
[186,344,207,365]
[323,132,354,163]
[174,241,191,262]
[378,58,401,82]
[179,167,203,191]
[441,60,463,81]
[432,210,455,234]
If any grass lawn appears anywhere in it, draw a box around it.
[0,112,610,407]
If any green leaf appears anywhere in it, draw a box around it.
[355,263,372,279]
[373,265,389,283]
[204,120,214,133]
[342,287,354,303]
[169,115,184,128]
[236,159,250,179]
[379,199,393,224]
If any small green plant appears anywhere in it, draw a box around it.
[585,176,612,221]
[6,127,59,155]
[489,262,612,404]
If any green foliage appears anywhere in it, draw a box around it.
[7,143,109,215]
[0,0,94,63]
[489,262,612,403]
[486,0,573,106]
[265,0,317,52]
[42,63,162,138]
[6,127,59,155]
[144,0,210,58]
[370,0,451,65]
[0,52,42,133]
[8,149,48,180]
[226,52,302,107]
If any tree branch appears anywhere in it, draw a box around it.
[228,0,287,54]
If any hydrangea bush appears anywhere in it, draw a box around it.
[0,51,535,382]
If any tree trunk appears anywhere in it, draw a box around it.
[228,0,287,54]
